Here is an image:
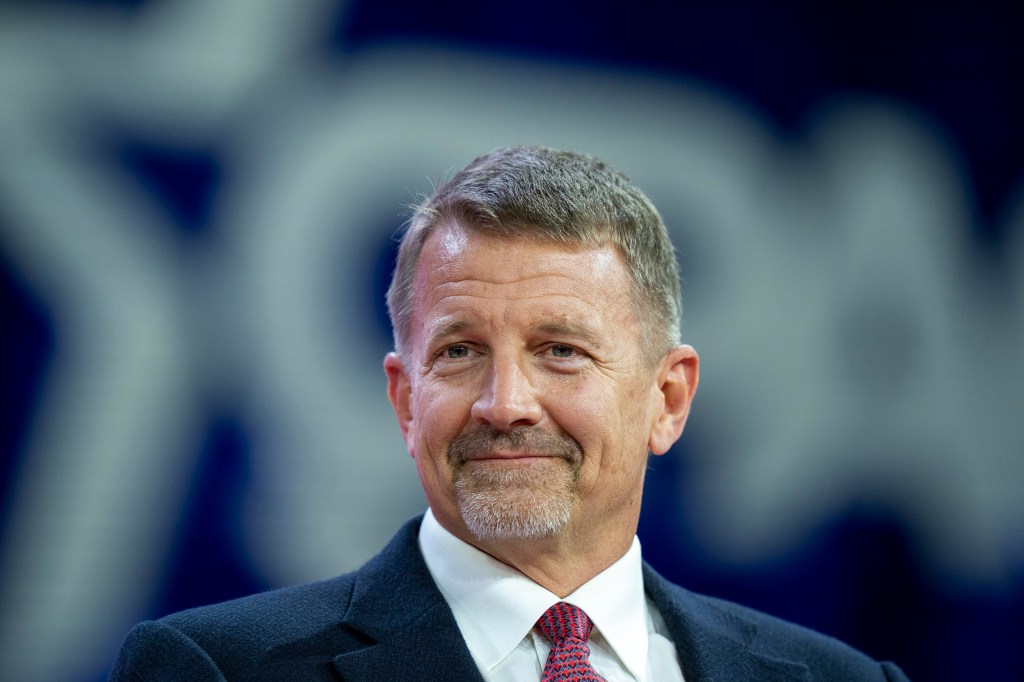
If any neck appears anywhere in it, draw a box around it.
[441,514,638,597]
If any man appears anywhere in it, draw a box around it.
[111,147,908,680]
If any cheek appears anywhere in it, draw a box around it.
[547,378,603,429]
[414,385,470,456]
[552,388,621,477]
[579,382,654,471]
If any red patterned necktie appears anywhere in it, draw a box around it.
[534,602,607,682]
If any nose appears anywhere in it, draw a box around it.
[471,354,543,430]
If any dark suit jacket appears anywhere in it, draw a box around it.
[110,516,909,681]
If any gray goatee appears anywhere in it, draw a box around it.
[448,427,583,541]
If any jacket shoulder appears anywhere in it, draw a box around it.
[170,571,357,638]
[110,517,431,680]
[111,572,363,680]
[702,591,907,678]
[645,566,909,680]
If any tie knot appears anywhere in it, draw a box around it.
[535,602,594,645]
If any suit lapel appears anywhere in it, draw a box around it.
[331,518,809,681]
[331,517,483,682]
[643,564,811,681]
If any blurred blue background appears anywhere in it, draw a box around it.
[1,1,1022,680]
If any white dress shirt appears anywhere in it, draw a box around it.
[418,509,685,682]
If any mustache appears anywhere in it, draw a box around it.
[447,427,583,466]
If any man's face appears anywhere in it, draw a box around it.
[385,224,697,548]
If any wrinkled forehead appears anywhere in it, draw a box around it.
[409,225,640,330]
[412,222,628,290]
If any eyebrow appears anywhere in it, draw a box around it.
[536,321,604,349]
[422,318,606,351]
[424,318,472,348]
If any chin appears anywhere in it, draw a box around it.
[454,461,576,541]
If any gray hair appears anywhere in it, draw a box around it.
[386,146,682,361]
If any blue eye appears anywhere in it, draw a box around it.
[550,345,575,358]
[446,345,470,359]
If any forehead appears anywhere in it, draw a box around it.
[419,225,621,279]
[409,225,639,335]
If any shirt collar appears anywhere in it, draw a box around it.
[418,509,650,679]
[564,538,650,679]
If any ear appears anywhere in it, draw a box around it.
[384,352,415,455]
[648,344,699,456]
